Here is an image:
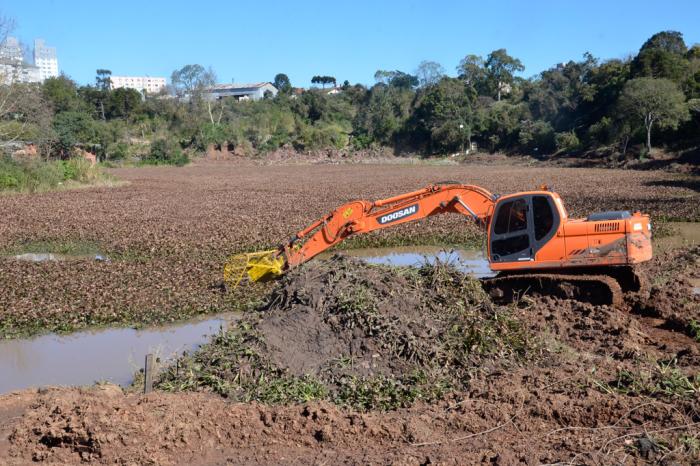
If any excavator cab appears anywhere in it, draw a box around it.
[487,189,652,275]
[489,193,562,265]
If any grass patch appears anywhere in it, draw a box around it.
[596,359,700,398]
[690,320,700,343]
[0,156,116,194]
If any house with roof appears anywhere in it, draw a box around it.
[203,82,278,101]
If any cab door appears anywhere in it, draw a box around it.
[490,197,533,263]
[489,194,562,265]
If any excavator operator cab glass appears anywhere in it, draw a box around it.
[490,194,559,263]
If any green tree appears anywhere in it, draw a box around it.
[526,53,597,132]
[273,73,292,94]
[0,83,54,148]
[373,70,419,89]
[485,49,524,101]
[456,54,487,92]
[412,78,475,153]
[617,77,689,152]
[311,75,336,88]
[106,88,143,120]
[91,69,113,120]
[171,64,216,98]
[95,69,112,91]
[415,60,445,88]
[639,31,688,55]
[52,111,100,155]
[355,85,412,146]
[631,31,691,84]
[43,76,88,113]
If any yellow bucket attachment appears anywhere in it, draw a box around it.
[223,250,286,288]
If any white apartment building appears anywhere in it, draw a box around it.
[110,76,167,94]
[33,39,59,81]
[0,37,23,64]
[0,62,41,84]
[0,37,58,83]
[0,37,42,84]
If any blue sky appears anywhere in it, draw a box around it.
[3,0,700,87]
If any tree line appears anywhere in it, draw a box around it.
[1,30,698,163]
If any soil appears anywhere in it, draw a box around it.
[2,246,698,465]
[0,160,698,337]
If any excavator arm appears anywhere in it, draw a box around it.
[282,183,496,268]
[223,183,496,286]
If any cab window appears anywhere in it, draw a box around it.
[494,199,528,235]
[533,196,555,241]
[492,234,529,257]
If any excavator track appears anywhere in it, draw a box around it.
[482,273,624,307]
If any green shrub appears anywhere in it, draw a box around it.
[518,119,555,153]
[0,157,26,188]
[106,142,130,160]
[554,131,581,152]
[144,139,189,166]
[25,160,65,192]
[300,123,349,150]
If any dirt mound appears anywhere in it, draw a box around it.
[630,245,700,337]
[157,256,533,410]
[5,366,699,465]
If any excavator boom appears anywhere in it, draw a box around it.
[282,183,495,268]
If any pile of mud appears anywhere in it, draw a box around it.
[157,256,534,410]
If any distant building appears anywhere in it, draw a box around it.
[0,37,58,84]
[0,37,23,64]
[0,62,41,84]
[33,39,59,81]
[203,82,278,101]
[110,76,167,94]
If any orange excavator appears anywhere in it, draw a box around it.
[225,182,652,306]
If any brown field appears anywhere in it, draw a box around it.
[0,160,699,465]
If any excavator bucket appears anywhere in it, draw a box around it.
[223,250,286,288]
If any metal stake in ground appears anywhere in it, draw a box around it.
[144,353,154,394]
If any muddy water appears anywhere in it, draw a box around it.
[656,222,700,251]
[0,314,236,394]
[331,246,495,278]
